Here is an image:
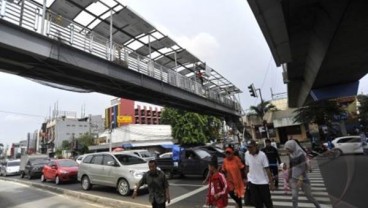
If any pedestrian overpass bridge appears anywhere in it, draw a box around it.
[0,0,242,119]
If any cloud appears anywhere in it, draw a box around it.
[3,114,39,122]
[175,33,220,62]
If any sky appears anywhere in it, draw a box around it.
[0,0,367,147]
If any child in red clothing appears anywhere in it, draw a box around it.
[206,156,228,208]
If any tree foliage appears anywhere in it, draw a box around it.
[357,95,368,131]
[77,133,95,154]
[61,140,71,150]
[160,107,222,145]
[293,100,344,126]
[249,101,277,119]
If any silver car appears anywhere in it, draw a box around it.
[0,159,20,176]
[77,152,149,196]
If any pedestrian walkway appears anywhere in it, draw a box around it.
[224,160,332,208]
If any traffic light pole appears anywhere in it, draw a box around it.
[256,88,270,139]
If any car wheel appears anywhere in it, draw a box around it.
[117,178,130,196]
[164,170,173,179]
[81,176,92,190]
[41,174,46,182]
[55,176,60,185]
[334,149,343,158]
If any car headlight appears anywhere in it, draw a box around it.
[60,170,69,174]
[129,170,144,179]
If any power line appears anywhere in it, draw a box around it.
[0,110,46,118]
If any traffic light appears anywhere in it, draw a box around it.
[248,84,257,97]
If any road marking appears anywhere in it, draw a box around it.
[271,195,331,202]
[273,201,332,207]
[170,183,203,187]
[168,185,207,206]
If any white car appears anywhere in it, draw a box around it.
[77,152,149,196]
[159,152,173,158]
[0,159,21,176]
[75,155,86,165]
[123,149,155,161]
[330,136,365,155]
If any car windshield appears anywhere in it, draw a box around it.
[30,158,49,165]
[194,149,211,159]
[7,161,20,167]
[58,160,78,167]
[140,151,153,158]
[115,154,146,165]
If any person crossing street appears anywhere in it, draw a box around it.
[262,139,282,188]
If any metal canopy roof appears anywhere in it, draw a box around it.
[38,0,241,94]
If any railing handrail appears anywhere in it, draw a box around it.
[0,0,241,113]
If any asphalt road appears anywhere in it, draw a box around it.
[0,180,105,208]
[1,174,207,208]
[318,154,368,208]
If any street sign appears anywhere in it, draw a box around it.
[117,116,132,124]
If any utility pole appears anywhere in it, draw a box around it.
[248,84,269,139]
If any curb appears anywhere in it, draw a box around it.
[0,177,149,208]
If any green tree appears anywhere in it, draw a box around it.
[160,107,222,145]
[357,95,368,131]
[249,101,277,119]
[293,100,345,136]
[77,133,95,154]
[61,140,71,150]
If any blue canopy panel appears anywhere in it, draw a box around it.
[172,145,181,161]
[122,143,133,148]
[310,81,359,101]
[161,144,173,149]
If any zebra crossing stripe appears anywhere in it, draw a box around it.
[230,159,331,208]
[271,195,331,202]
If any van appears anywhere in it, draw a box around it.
[77,152,149,196]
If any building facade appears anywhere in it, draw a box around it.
[44,112,104,150]
[105,98,162,129]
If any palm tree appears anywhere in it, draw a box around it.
[249,101,278,119]
[249,101,278,139]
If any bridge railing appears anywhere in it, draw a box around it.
[0,0,241,112]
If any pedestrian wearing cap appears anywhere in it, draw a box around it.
[222,147,244,208]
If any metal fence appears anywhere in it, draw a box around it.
[0,0,241,112]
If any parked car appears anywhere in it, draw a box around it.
[159,152,173,159]
[20,155,50,179]
[41,159,79,184]
[156,147,223,179]
[0,159,20,176]
[199,145,225,158]
[77,152,149,196]
[327,136,365,155]
[123,149,155,161]
[75,155,86,165]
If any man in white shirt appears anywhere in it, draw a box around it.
[245,140,274,208]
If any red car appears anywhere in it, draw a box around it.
[41,159,79,184]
